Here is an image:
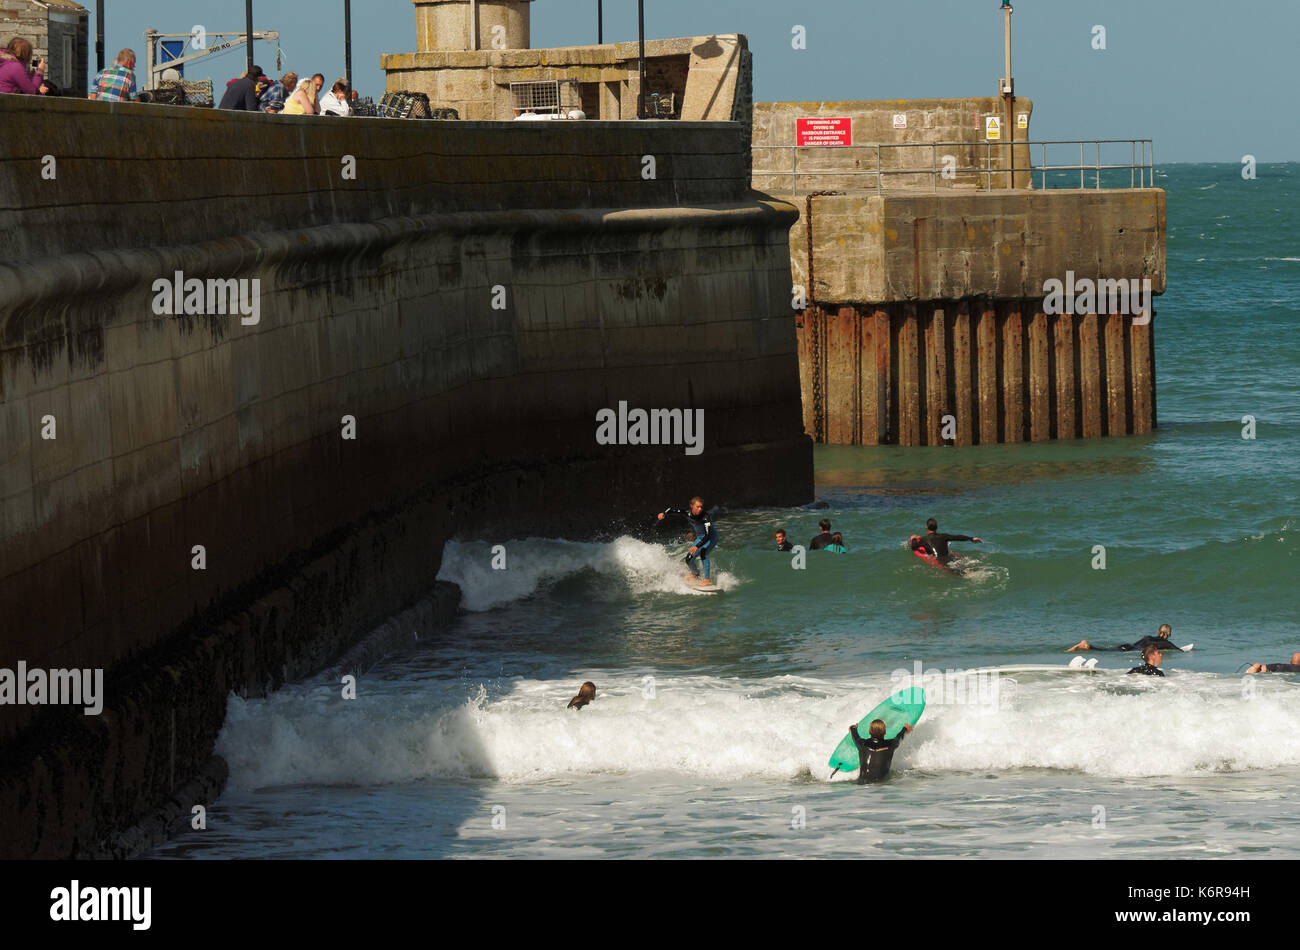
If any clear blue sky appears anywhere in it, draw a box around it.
[92,0,1297,162]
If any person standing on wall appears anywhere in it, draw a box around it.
[89,48,138,102]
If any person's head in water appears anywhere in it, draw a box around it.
[926,518,938,533]
[819,519,831,534]
[1142,644,1163,667]
[830,532,844,547]
[567,681,596,710]
[690,496,704,516]
[1158,624,1172,639]
[868,719,886,739]
[775,529,788,545]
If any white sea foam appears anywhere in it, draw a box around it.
[435,537,736,611]
[215,670,1300,791]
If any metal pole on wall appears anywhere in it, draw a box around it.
[637,0,646,118]
[245,0,254,73]
[344,0,352,88]
[95,0,104,71]
[597,0,603,44]
[1002,0,1014,188]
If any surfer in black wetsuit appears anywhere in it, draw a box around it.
[848,719,913,784]
[657,496,719,585]
[921,518,982,564]
[809,519,833,551]
[775,529,794,552]
[1127,644,1165,676]
[1244,651,1300,674]
[1068,623,1183,653]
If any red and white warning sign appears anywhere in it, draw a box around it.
[796,117,853,147]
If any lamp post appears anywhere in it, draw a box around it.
[95,0,104,71]
[637,0,646,118]
[344,0,352,89]
[245,0,254,73]
[597,0,603,44]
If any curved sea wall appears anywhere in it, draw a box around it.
[0,96,812,856]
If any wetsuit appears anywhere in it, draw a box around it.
[1262,663,1300,673]
[1091,635,1183,652]
[924,532,974,564]
[662,507,719,580]
[776,539,794,552]
[809,532,833,551]
[849,724,905,784]
[1127,663,1165,677]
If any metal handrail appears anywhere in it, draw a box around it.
[752,139,1155,193]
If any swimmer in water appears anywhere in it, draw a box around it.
[567,681,596,710]
[1127,644,1165,676]
[1069,623,1183,653]
[848,719,913,784]
[1244,652,1300,674]
[775,529,794,552]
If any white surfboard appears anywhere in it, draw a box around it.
[683,576,722,594]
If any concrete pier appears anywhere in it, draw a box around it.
[754,99,1165,446]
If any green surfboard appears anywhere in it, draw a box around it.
[828,687,926,774]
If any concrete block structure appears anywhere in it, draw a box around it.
[753,98,1165,446]
[382,0,751,126]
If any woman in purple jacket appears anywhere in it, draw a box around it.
[0,38,44,95]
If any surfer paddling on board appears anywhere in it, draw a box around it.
[1068,623,1184,653]
[918,518,982,564]
[657,497,719,586]
[1127,644,1165,676]
[848,719,913,784]
[1244,652,1300,674]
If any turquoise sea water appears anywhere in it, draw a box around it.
[153,164,1300,859]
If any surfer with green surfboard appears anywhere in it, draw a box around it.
[848,720,914,783]
[829,686,925,783]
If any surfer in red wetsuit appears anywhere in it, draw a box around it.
[848,719,913,784]
[1244,651,1300,674]
[921,518,982,564]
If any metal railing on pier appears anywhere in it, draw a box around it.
[752,139,1155,193]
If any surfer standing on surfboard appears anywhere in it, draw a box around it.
[920,518,982,564]
[848,720,914,784]
[1067,623,1184,653]
[657,497,719,586]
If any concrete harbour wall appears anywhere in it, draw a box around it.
[0,96,812,856]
